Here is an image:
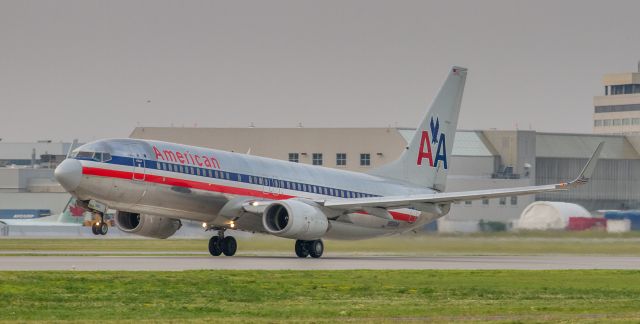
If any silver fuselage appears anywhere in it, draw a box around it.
[64,138,444,239]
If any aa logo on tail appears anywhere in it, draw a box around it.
[416,117,447,169]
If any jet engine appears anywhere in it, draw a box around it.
[262,200,329,240]
[115,211,182,239]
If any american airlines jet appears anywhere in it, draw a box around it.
[54,67,603,258]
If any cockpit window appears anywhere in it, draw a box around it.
[74,151,94,159]
[72,151,112,162]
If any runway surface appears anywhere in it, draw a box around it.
[2,254,640,270]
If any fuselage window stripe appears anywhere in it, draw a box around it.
[84,155,380,198]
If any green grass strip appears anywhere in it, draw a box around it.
[2,234,640,255]
[1,270,640,322]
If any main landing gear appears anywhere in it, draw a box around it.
[208,229,237,257]
[91,212,108,236]
[295,239,324,258]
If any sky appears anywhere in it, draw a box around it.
[1,0,639,142]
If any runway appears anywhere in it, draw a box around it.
[1,254,640,270]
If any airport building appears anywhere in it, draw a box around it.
[0,141,77,217]
[593,63,640,135]
[131,127,640,232]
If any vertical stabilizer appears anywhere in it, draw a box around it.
[368,67,467,191]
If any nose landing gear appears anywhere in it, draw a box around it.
[91,212,108,236]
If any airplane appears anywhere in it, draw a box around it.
[53,66,604,258]
[0,197,85,228]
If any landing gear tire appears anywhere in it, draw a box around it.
[308,239,324,258]
[221,236,237,256]
[91,223,98,235]
[208,236,222,256]
[295,240,309,258]
[98,222,108,235]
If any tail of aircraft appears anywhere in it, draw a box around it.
[56,197,86,224]
[368,66,467,191]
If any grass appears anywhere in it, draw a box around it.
[2,231,640,256]
[1,270,640,322]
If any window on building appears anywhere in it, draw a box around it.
[625,84,633,94]
[613,119,623,126]
[288,153,299,163]
[633,118,640,125]
[603,119,612,127]
[464,200,472,205]
[499,197,507,205]
[510,196,517,205]
[482,199,489,205]
[336,153,347,166]
[612,85,624,95]
[594,120,603,127]
[360,153,371,166]
[623,118,631,125]
[312,153,323,165]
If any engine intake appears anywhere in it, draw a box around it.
[262,200,329,240]
[115,211,182,239]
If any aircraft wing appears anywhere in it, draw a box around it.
[320,142,604,211]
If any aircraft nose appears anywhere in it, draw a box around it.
[54,159,83,192]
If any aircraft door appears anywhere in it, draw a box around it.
[270,177,281,196]
[133,157,145,181]
[127,144,147,181]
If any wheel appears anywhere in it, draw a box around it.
[99,222,108,235]
[308,240,324,258]
[208,236,222,256]
[91,223,98,235]
[295,240,309,258]
[221,236,237,256]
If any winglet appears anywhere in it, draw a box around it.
[559,142,604,189]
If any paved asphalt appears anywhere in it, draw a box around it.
[1,254,639,270]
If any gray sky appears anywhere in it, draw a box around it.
[1,0,639,142]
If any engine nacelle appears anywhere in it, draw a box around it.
[115,211,182,239]
[262,200,329,240]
